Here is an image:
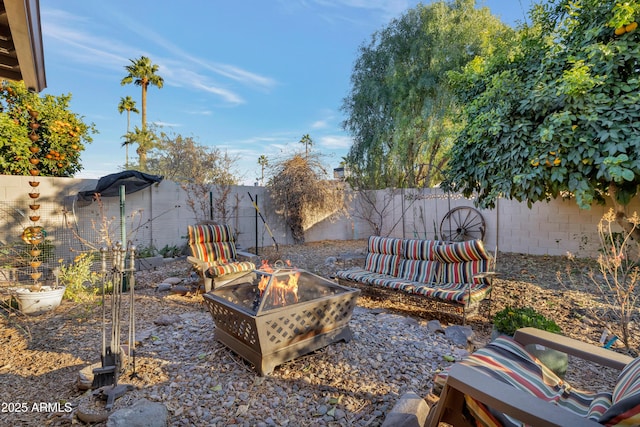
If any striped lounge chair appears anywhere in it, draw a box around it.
[187,224,256,292]
[427,327,638,427]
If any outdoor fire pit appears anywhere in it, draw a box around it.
[202,263,360,375]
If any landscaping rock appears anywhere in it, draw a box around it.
[155,283,171,292]
[445,325,474,348]
[107,398,168,427]
[381,391,429,427]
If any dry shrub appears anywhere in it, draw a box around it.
[267,154,346,244]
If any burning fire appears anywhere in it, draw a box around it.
[257,260,300,307]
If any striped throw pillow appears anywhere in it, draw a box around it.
[367,236,404,255]
[600,357,640,426]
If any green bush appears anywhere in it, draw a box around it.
[58,252,99,302]
[158,244,182,258]
[493,306,561,337]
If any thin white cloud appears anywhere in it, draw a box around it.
[41,6,275,105]
[313,0,410,17]
[153,121,181,128]
[101,7,277,92]
[279,0,411,25]
[311,120,328,129]
[319,135,352,149]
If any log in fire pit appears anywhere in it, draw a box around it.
[202,263,360,375]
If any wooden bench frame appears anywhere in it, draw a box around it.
[426,328,634,427]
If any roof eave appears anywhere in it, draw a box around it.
[4,0,46,92]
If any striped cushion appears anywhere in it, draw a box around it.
[210,242,237,264]
[412,282,490,304]
[367,236,404,255]
[335,268,395,286]
[373,278,417,292]
[434,239,491,263]
[404,239,440,260]
[189,224,234,244]
[188,224,256,277]
[364,253,401,276]
[438,259,488,284]
[600,357,640,426]
[208,261,255,277]
[335,267,374,281]
[399,259,439,283]
[436,336,614,425]
[188,224,237,262]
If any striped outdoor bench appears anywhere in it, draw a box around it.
[335,236,495,323]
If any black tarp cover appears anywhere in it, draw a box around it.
[77,170,164,202]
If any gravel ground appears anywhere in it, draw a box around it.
[0,239,637,426]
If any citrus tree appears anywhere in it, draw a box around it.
[443,0,640,236]
[0,80,95,176]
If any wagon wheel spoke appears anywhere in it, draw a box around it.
[440,207,486,242]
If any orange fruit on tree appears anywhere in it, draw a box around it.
[615,26,627,36]
[626,22,638,32]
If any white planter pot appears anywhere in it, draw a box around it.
[15,286,65,315]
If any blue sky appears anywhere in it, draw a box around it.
[40,0,532,184]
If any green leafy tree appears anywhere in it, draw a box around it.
[442,0,640,237]
[0,80,96,176]
[117,95,139,168]
[145,130,240,185]
[144,131,241,223]
[341,0,509,189]
[121,56,164,168]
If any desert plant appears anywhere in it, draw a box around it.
[589,209,640,351]
[136,244,157,258]
[492,306,562,337]
[58,252,99,302]
[158,244,182,258]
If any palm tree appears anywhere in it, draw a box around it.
[257,155,268,185]
[299,134,313,158]
[124,126,157,170]
[118,96,139,168]
[121,56,164,166]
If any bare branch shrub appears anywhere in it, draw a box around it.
[588,209,640,351]
[267,154,346,244]
[349,187,418,237]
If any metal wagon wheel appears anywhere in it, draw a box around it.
[440,206,486,242]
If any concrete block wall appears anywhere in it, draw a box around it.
[1,174,639,260]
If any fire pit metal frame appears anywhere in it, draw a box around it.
[202,269,360,375]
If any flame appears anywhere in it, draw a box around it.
[256,260,300,307]
[258,275,269,296]
[260,259,274,273]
